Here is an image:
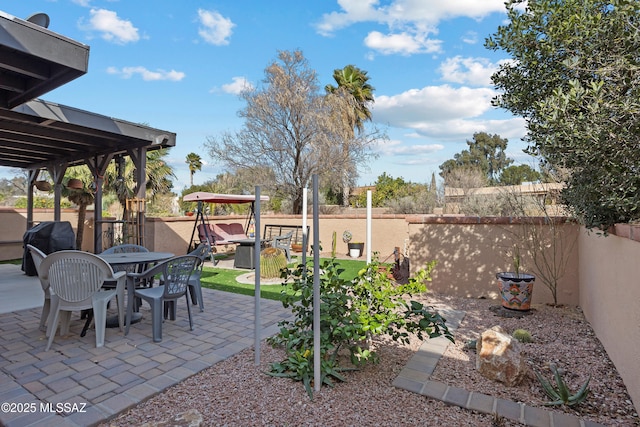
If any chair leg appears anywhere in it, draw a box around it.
[189,283,204,312]
[92,299,109,348]
[45,306,61,351]
[39,298,50,332]
[116,288,125,332]
[188,286,197,305]
[185,295,193,331]
[59,311,72,336]
[45,295,59,339]
[163,301,176,320]
[150,298,163,342]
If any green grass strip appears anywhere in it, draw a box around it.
[200,258,369,301]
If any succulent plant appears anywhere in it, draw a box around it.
[534,363,590,407]
[260,247,288,279]
[512,329,533,343]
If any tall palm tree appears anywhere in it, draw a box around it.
[104,148,175,218]
[186,153,202,186]
[325,65,375,206]
[62,178,94,250]
[325,64,375,134]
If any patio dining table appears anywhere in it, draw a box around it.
[98,251,174,327]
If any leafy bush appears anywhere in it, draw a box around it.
[267,257,453,398]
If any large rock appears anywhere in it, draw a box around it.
[476,325,527,386]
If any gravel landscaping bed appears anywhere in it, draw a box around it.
[102,293,639,427]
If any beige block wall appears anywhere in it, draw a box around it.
[0,208,95,259]
[406,216,580,306]
[145,213,409,260]
[578,229,640,411]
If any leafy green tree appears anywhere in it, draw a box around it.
[439,132,512,185]
[357,173,411,207]
[0,174,27,199]
[206,50,380,214]
[486,0,640,229]
[186,152,202,187]
[500,164,542,186]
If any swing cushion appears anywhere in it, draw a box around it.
[198,223,247,246]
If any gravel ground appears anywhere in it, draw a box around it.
[102,293,639,427]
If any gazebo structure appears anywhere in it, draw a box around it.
[0,10,176,253]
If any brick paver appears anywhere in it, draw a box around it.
[0,276,292,427]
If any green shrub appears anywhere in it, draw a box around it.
[267,256,453,399]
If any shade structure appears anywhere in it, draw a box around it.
[0,10,89,109]
[183,192,269,204]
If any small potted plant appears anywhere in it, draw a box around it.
[496,245,535,311]
[343,230,364,258]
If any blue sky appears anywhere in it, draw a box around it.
[3,1,532,190]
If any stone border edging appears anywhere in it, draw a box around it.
[392,308,606,427]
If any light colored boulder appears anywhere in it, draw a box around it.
[476,325,527,386]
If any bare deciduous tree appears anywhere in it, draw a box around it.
[205,50,381,213]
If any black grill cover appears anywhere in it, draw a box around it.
[22,221,76,276]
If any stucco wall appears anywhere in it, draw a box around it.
[406,215,580,306]
[145,213,409,260]
[578,229,640,411]
[0,208,94,259]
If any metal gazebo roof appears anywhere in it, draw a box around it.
[0,10,89,110]
[0,9,177,253]
[0,99,176,170]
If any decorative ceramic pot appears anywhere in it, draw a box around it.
[496,272,535,311]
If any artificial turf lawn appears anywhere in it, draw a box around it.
[199,257,368,301]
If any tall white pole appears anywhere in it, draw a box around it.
[302,187,308,266]
[366,190,372,264]
[254,187,261,365]
[312,175,321,392]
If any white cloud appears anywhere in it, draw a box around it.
[221,77,253,94]
[316,0,506,55]
[86,9,139,44]
[461,31,478,44]
[107,66,185,81]
[197,9,235,45]
[317,0,507,34]
[72,0,91,7]
[374,139,444,156]
[438,56,499,86]
[364,31,442,55]
[374,85,495,126]
[372,84,526,140]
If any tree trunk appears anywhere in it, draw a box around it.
[76,205,86,250]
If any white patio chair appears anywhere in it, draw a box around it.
[40,250,126,351]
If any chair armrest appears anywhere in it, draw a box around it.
[127,261,167,287]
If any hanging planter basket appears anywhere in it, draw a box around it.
[66,178,83,189]
[34,180,52,191]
